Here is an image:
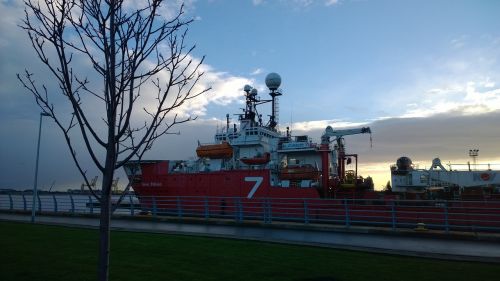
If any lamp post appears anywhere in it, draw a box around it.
[31,112,50,223]
[469,149,479,171]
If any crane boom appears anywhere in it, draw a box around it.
[322,126,371,142]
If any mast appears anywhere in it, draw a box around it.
[265,73,282,130]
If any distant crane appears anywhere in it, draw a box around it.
[81,176,98,192]
[48,180,56,192]
[112,177,120,193]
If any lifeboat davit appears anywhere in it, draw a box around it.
[280,164,320,180]
[196,142,233,159]
[240,152,271,165]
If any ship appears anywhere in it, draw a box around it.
[124,73,376,202]
[123,73,500,226]
[391,156,500,200]
[1,70,499,232]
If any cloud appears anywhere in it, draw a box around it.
[400,79,500,118]
[123,0,198,21]
[135,53,253,120]
[291,119,368,132]
[176,64,253,117]
[363,112,500,163]
[377,35,500,120]
[362,111,500,188]
[291,0,314,7]
[450,35,469,49]
[253,0,342,8]
[2,0,254,121]
[325,0,340,6]
[250,68,263,75]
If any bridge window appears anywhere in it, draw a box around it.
[420,174,428,183]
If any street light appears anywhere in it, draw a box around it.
[469,149,479,171]
[31,112,50,223]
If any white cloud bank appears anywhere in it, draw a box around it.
[291,119,368,132]
[378,34,500,121]
[401,79,500,118]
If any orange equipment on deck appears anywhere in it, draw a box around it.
[240,153,271,165]
[280,164,320,180]
[196,142,233,159]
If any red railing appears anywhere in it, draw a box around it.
[1,193,500,233]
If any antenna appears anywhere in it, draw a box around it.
[290,102,293,136]
[242,85,258,123]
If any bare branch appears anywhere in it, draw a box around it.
[19,1,208,278]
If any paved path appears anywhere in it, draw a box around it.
[2,213,499,263]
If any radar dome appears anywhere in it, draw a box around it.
[396,156,413,171]
[432,158,441,167]
[243,85,252,93]
[265,73,281,91]
[250,88,258,96]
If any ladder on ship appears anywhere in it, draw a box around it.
[275,96,280,129]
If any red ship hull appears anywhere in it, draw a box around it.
[127,161,500,231]
[133,161,320,199]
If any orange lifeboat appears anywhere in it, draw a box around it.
[280,164,320,180]
[196,142,233,159]
[240,153,271,165]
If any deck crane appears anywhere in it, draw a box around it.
[320,126,372,196]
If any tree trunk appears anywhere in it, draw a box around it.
[98,171,114,281]
[98,2,117,279]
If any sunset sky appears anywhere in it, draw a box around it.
[1,0,500,190]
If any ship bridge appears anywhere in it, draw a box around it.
[231,125,280,146]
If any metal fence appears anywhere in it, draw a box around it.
[1,193,500,233]
[0,193,137,216]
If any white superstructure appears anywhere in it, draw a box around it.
[391,157,500,193]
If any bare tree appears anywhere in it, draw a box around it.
[17,1,208,280]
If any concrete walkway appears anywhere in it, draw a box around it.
[2,213,500,263]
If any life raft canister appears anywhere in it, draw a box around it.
[480,173,490,181]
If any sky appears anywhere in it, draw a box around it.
[1,0,500,191]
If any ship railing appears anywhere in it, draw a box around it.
[1,192,500,233]
[447,163,500,171]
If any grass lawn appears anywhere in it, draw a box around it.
[0,221,499,281]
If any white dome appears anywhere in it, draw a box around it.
[243,84,252,92]
[265,73,281,91]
